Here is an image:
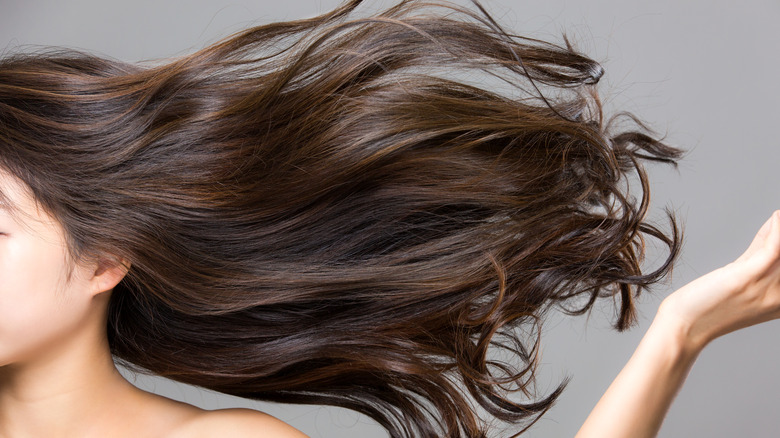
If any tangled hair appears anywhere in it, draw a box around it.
[0,0,683,436]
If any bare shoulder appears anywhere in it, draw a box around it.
[173,408,309,438]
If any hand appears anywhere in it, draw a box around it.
[656,210,780,353]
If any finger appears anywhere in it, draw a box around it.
[735,210,780,263]
[763,210,780,261]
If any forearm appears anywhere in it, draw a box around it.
[574,312,703,438]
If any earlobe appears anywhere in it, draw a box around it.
[91,257,131,295]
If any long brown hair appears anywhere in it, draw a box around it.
[0,0,683,436]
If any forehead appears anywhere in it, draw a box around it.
[0,169,56,229]
[0,171,26,210]
[0,170,30,209]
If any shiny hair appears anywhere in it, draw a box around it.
[0,0,683,436]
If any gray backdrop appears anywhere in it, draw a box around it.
[2,0,779,436]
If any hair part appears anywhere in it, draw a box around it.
[0,1,683,436]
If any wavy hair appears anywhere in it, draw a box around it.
[0,0,683,436]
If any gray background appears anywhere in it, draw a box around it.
[2,0,779,436]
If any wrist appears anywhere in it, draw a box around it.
[651,302,708,359]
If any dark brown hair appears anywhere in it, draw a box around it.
[0,1,683,436]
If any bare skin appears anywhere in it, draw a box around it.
[0,170,306,438]
[0,293,200,437]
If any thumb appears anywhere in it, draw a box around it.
[734,210,780,265]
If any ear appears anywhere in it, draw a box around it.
[89,256,131,296]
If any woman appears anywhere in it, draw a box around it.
[0,0,777,437]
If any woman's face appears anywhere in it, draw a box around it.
[0,170,101,368]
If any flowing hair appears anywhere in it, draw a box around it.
[0,0,683,436]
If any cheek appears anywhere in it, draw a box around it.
[0,236,91,366]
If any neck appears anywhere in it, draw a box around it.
[0,296,141,437]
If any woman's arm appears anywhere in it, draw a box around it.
[573,307,701,438]
[576,210,780,438]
